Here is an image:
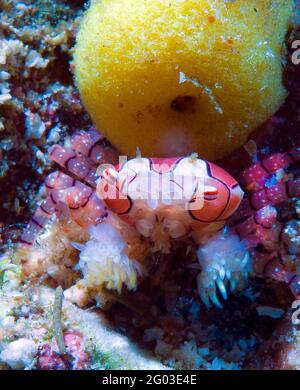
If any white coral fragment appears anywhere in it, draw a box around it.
[25,111,46,139]
[0,39,25,65]
[0,338,37,369]
[25,50,49,69]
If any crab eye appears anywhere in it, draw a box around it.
[204,185,218,200]
[102,168,118,185]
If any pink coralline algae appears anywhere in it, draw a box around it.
[36,331,90,370]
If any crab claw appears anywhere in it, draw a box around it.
[196,233,252,309]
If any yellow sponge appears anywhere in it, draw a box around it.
[74,0,293,160]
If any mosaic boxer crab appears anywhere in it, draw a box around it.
[20,129,300,308]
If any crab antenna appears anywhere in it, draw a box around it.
[136,147,142,159]
[189,152,199,162]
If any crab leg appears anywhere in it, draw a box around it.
[236,178,300,218]
[234,205,279,247]
[254,254,300,299]
[70,129,104,165]
[70,129,119,167]
[45,171,76,191]
[20,194,57,246]
[49,145,99,188]
[65,189,107,228]
[19,186,74,247]
[20,173,107,246]
[267,259,300,298]
[238,146,300,192]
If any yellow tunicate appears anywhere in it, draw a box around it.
[74,0,293,160]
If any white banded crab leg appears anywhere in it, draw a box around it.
[20,171,107,247]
